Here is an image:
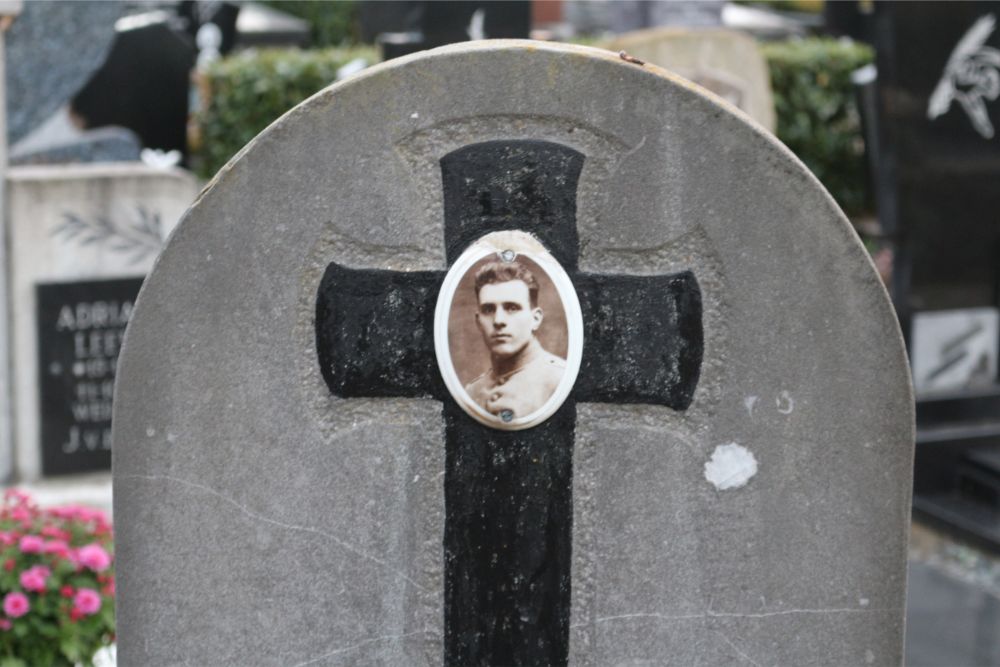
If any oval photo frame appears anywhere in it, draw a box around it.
[435,231,583,430]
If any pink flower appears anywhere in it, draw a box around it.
[0,618,10,630]
[3,489,30,505]
[0,532,15,546]
[76,543,111,572]
[19,565,49,592]
[18,535,43,554]
[40,526,70,541]
[42,539,70,559]
[72,588,101,616]
[3,592,29,618]
[49,504,106,524]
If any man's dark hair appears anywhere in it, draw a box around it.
[474,259,539,307]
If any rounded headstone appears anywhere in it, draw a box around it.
[114,41,913,666]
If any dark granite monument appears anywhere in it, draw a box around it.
[36,278,140,476]
[873,1,1000,546]
[363,0,530,60]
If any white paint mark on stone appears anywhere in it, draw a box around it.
[410,112,419,119]
[776,390,794,414]
[145,427,156,437]
[704,443,758,490]
[859,597,870,607]
[412,474,420,483]
[744,395,758,419]
[166,432,177,443]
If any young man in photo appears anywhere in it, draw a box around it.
[465,260,566,420]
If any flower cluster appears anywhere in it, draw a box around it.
[0,489,114,666]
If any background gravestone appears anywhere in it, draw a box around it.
[5,0,121,146]
[6,164,200,481]
[602,27,776,132]
[114,41,913,665]
[363,0,530,60]
[873,2,1000,547]
[0,0,202,485]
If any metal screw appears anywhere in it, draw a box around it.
[500,249,516,262]
[500,410,514,422]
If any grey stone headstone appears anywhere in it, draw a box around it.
[603,27,776,132]
[6,164,200,482]
[9,126,141,166]
[113,41,914,665]
[5,0,121,145]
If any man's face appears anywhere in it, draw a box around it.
[475,280,542,358]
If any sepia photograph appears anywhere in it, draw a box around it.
[435,232,582,430]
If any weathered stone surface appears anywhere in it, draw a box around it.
[113,41,913,665]
[5,0,121,145]
[6,164,200,481]
[603,27,776,131]
[9,126,141,166]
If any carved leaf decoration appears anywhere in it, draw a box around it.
[53,207,165,265]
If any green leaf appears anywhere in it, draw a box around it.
[59,637,83,662]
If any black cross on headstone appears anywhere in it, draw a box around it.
[316,140,703,666]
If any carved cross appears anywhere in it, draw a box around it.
[316,139,703,666]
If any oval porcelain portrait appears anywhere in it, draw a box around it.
[435,231,583,430]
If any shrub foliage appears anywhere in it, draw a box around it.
[763,37,874,215]
[0,491,114,667]
[196,47,376,179]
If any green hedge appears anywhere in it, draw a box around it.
[195,47,376,179]
[763,37,874,215]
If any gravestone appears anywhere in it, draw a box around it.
[4,0,120,147]
[872,2,1000,546]
[608,0,725,32]
[5,1,145,167]
[114,41,913,665]
[6,164,200,480]
[0,0,20,487]
[603,27,776,132]
[10,125,141,166]
[363,0,530,60]
[71,16,196,162]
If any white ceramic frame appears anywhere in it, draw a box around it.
[434,230,583,430]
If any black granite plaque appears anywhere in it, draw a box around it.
[875,1,1000,320]
[875,1,1000,547]
[36,278,142,476]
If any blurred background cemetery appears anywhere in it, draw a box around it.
[0,0,998,664]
